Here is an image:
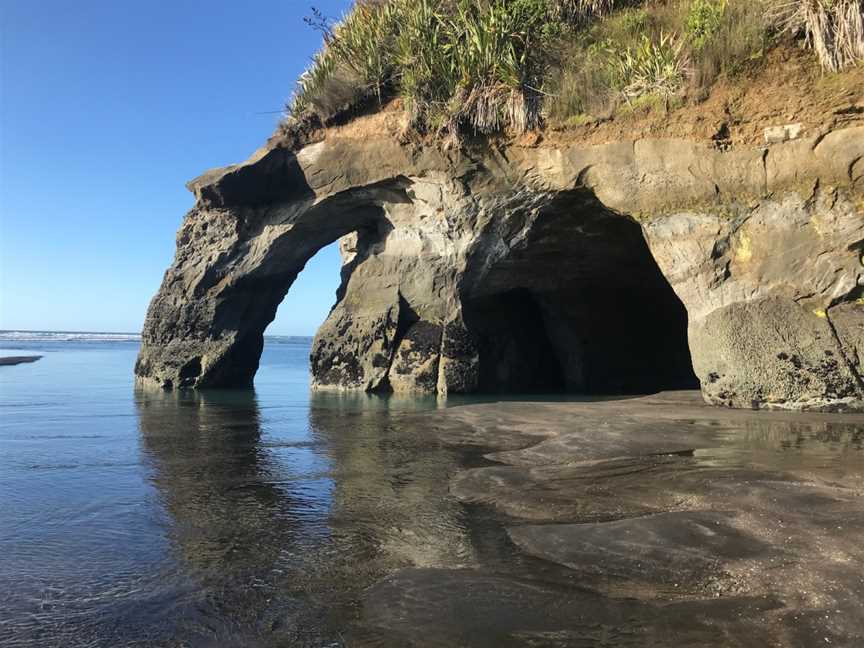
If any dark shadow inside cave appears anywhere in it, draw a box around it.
[462,191,698,395]
[463,289,566,394]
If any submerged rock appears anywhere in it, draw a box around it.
[0,355,42,366]
[507,511,773,594]
[136,116,864,410]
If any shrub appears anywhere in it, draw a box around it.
[686,0,727,49]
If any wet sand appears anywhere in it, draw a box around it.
[360,391,864,647]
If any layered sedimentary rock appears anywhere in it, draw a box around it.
[136,118,864,410]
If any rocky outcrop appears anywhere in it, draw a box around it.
[136,118,864,410]
[643,186,864,410]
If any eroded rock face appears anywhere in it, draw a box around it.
[643,189,864,409]
[137,120,864,410]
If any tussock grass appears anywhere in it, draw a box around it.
[397,0,553,137]
[545,0,775,124]
[289,0,594,136]
[688,0,772,86]
[550,0,619,22]
[286,0,863,137]
[292,2,398,116]
[771,0,864,71]
[544,5,690,122]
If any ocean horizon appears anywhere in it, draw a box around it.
[0,330,314,343]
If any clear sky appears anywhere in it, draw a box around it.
[0,0,354,335]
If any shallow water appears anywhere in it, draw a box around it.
[0,337,515,646]
[1,336,863,647]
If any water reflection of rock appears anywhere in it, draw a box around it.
[138,389,279,571]
[136,389,340,645]
[135,389,480,646]
[307,392,476,571]
[136,387,864,646]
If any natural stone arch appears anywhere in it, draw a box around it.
[135,146,419,389]
[137,121,864,410]
[136,201,382,388]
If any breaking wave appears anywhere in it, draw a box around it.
[0,331,313,344]
[0,330,142,342]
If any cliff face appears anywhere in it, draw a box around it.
[136,117,864,411]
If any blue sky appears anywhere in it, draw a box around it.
[0,0,353,335]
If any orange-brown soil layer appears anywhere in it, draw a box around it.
[537,46,864,148]
[293,45,863,152]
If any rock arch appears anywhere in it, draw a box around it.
[135,144,414,389]
[136,123,864,410]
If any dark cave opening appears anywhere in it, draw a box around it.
[464,289,566,394]
[462,192,698,395]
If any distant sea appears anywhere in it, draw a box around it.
[0,330,313,344]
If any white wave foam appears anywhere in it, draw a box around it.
[0,331,142,342]
[265,335,314,344]
[0,331,317,344]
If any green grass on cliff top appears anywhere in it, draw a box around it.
[286,0,864,140]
